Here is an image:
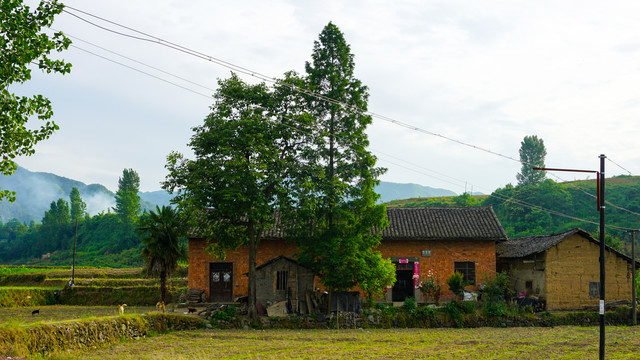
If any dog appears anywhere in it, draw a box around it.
[156,301,165,313]
[118,304,127,315]
[31,309,39,316]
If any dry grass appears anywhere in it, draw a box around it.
[50,326,640,360]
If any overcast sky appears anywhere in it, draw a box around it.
[13,0,640,193]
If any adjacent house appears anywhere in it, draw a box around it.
[496,228,638,310]
[188,206,508,305]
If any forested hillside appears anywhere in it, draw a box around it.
[0,166,172,223]
[391,176,640,254]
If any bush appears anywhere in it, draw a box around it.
[412,305,436,320]
[446,272,465,296]
[482,271,513,302]
[212,305,237,321]
[483,302,506,317]
[403,297,417,312]
[442,301,464,327]
[460,300,477,314]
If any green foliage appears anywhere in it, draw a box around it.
[288,22,392,297]
[402,297,417,312]
[516,135,547,186]
[482,272,513,303]
[446,271,465,296]
[164,72,311,318]
[442,300,464,327]
[355,251,396,301]
[0,0,71,202]
[69,187,87,221]
[115,169,141,225]
[212,305,237,321]
[482,301,507,317]
[138,206,187,303]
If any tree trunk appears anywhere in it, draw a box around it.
[248,223,260,321]
[160,270,167,304]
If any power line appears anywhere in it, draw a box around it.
[54,4,640,229]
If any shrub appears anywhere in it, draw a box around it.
[482,301,506,317]
[442,300,464,327]
[482,271,513,302]
[412,305,436,320]
[213,305,237,321]
[403,297,417,312]
[446,272,465,296]
[460,300,477,314]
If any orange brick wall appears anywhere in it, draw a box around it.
[378,239,496,299]
[189,238,496,301]
[189,238,299,299]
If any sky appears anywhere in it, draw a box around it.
[12,0,640,194]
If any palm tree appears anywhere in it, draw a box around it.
[138,205,187,304]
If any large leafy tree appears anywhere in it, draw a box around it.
[1,0,71,201]
[69,186,87,221]
[138,205,187,304]
[516,135,547,186]
[114,168,141,224]
[288,22,394,301]
[164,73,311,319]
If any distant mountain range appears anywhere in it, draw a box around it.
[0,166,466,224]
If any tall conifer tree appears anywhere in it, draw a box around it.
[114,169,141,224]
[289,22,394,301]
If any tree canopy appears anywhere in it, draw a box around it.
[516,135,547,186]
[164,73,312,319]
[0,0,71,202]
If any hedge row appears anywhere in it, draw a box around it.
[0,313,205,358]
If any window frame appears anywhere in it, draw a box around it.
[454,261,476,285]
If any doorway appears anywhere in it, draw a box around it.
[392,261,414,302]
[209,262,233,302]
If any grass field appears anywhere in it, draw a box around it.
[0,305,157,326]
[46,326,640,360]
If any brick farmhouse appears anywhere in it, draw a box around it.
[188,206,507,305]
[497,228,639,310]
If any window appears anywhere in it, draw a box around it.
[454,262,476,285]
[589,282,600,298]
[276,271,289,291]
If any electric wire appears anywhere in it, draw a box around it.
[607,157,635,176]
[50,4,640,235]
[58,23,640,234]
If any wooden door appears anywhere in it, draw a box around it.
[210,262,233,302]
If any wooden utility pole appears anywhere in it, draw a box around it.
[72,218,77,286]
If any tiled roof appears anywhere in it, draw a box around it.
[260,206,506,241]
[381,206,507,241]
[497,228,639,266]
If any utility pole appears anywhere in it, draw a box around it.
[71,218,77,286]
[534,154,606,360]
[631,229,637,326]
[598,154,605,360]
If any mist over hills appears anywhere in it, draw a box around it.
[0,166,462,224]
[0,166,172,224]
